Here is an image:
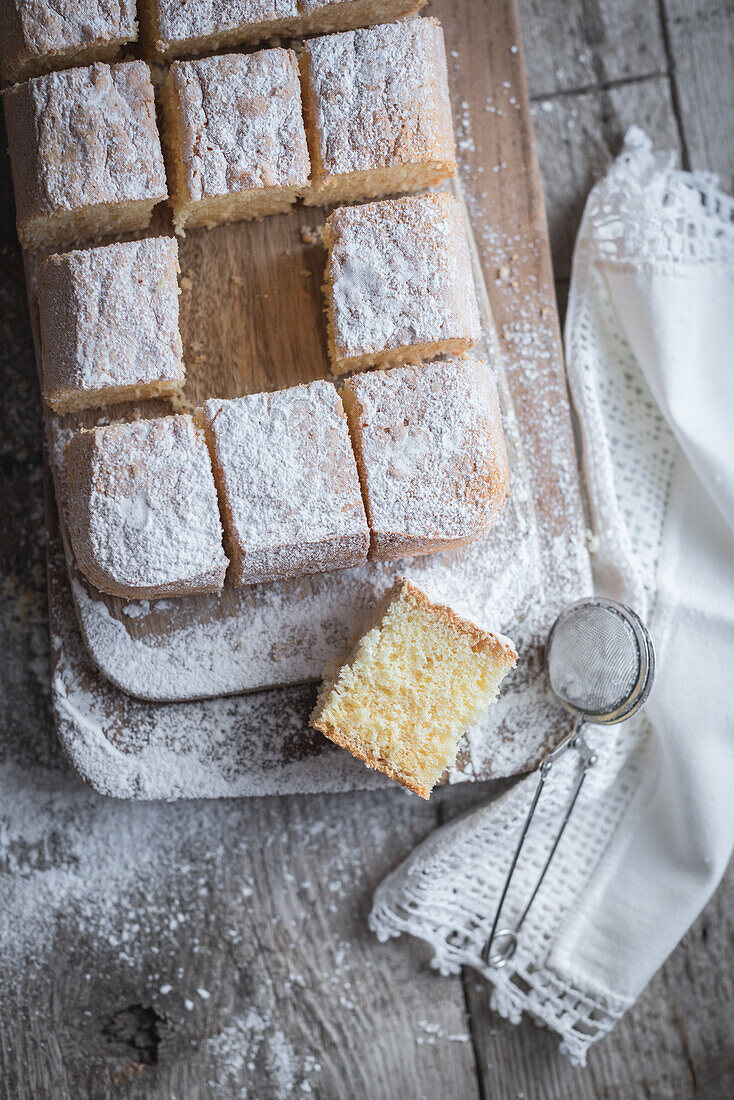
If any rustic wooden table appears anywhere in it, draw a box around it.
[1,1,732,1096]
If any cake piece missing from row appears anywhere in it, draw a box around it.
[311,577,518,798]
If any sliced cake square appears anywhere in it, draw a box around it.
[3,60,167,252]
[311,578,517,798]
[38,237,185,414]
[161,48,310,231]
[0,0,138,83]
[65,415,228,600]
[342,357,510,561]
[200,380,369,586]
[140,0,425,62]
[323,193,481,374]
[301,18,456,206]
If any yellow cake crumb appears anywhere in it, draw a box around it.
[310,578,517,798]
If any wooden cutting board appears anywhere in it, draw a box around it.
[37,0,592,799]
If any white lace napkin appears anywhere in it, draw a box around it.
[370,129,734,1065]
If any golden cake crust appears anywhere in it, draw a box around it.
[323,193,481,374]
[342,357,510,561]
[38,237,184,414]
[141,0,425,61]
[4,60,166,251]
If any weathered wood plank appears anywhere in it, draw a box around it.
[517,0,667,97]
[662,0,734,188]
[1,753,479,1098]
[1,1,733,1097]
[530,75,682,278]
[461,860,734,1099]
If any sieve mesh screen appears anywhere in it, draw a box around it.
[546,604,641,715]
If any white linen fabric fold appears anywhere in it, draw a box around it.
[369,129,734,1064]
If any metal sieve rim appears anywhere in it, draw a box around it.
[544,597,655,724]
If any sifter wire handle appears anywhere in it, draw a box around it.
[480,713,596,968]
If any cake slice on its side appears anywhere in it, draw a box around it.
[310,579,517,798]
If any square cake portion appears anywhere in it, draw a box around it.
[65,416,228,600]
[161,49,310,231]
[200,380,369,586]
[140,0,425,62]
[342,358,509,561]
[301,18,456,206]
[323,193,481,374]
[38,237,185,414]
[0,0,138,83]
[311,578,517,798]
[3,60,167,252]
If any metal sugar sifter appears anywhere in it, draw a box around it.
[480,597,655,969]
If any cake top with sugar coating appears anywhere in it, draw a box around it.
[39,237,183,399]
[344,357,509,541]
[202,380,368,552]
[66,416,227,594]
[325,193,481,360]
[167,49,310,201]
[0,0,137,82]
[303,18,455,176]
[4,60,166,223]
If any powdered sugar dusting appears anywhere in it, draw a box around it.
[304,19,455,177]
[5,61,166,221]
[345,357,508,550]
[38,237,184,401]
[327,192,481,360]
[154,0,298,48]
[2,0,137,81]
[203,380,368,585]
[66,415,228,597]
[170,49,310,201]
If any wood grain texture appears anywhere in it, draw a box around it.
[1,778,477,1099]
[42,0,592,796]
[1,0,732,1096]
[662,0,734,190]
[518,0,667,96]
